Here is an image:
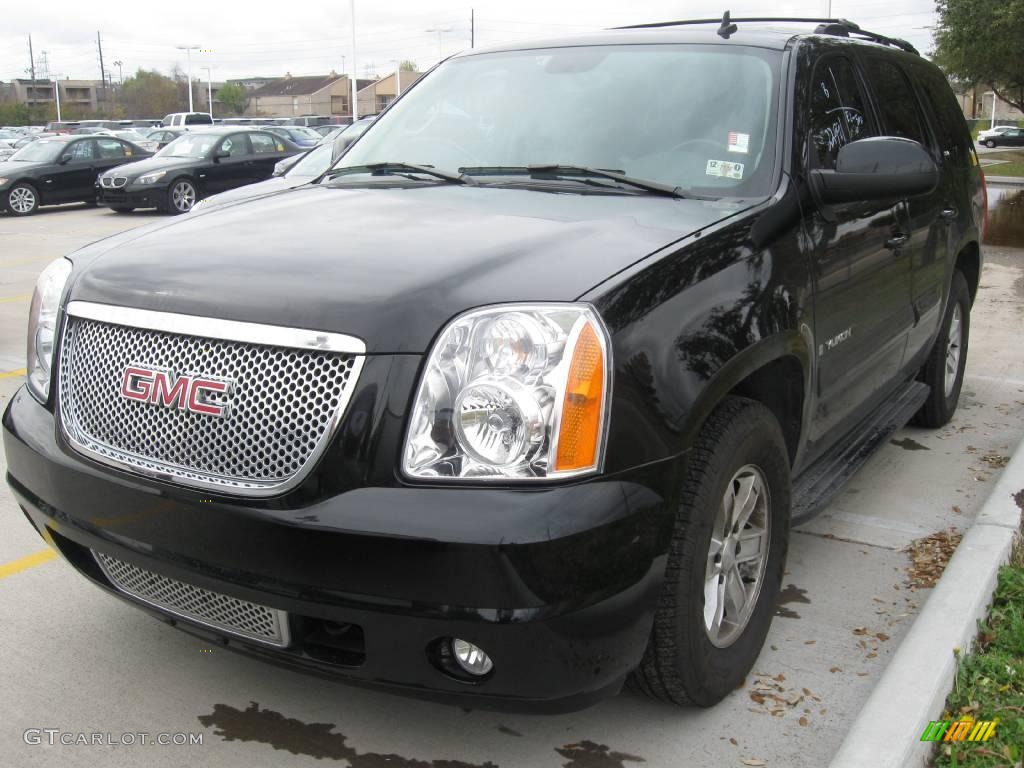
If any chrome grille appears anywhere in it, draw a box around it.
[94,551,289,647]
[58,305,363,495]
[101,176,127,188]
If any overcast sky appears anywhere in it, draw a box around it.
[2,0,939,84]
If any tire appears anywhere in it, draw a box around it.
[985,139,996,148]
[110,206,135,213]
[629,396,791,706]
[913,270,971,428]
[163,178,197,214]
[6,183,39,216]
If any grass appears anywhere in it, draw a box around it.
[932,526,1024,767]
[981,150,1024,178]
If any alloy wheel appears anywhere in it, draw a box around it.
[945,303,963,397]
[9,186,36,214]
[171,181,196,213]
[703,464,771,648]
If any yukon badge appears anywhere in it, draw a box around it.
[120,366,233,417]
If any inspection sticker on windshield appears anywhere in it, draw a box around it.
[706,159,744,180]
[727,131,750,153]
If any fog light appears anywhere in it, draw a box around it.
[451,638,493,676]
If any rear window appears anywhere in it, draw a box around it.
[185,114,214,125]
[910,63,973,164]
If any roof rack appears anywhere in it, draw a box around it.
[613,13,920,55]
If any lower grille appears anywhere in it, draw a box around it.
[94,551,290,647]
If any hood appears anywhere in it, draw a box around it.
[69,183,754,353]
[103,156,196,178]
[0,158,48,173]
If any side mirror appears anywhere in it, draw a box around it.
[214,149,230,160]
[811,137,939,205]
[58,154,72,165]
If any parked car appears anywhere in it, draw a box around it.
[161,112,214,127]
[43,120,81,134]
[977,125,1017,143]
[145,127,188,150]
[95,127,301,214]
[0,129,22,148]
[331,115,376,152]
[313,124,338,137]
[4,18,984,710]
[0,135,151,215]
[190,135,350,212]
[263,125,323,148]
[979,126,1024,148]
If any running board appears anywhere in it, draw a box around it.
[791,380,930,525]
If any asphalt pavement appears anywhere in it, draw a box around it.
[1,200,1022,768]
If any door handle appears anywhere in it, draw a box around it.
[885,233,909,250]
[939,207,957,221]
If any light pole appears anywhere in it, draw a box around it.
[52,75,63,122]
[985,91,998,130]
[176,44,201,112]
[425,26,452,62]
[350,0,359,121]
[201,65,214,117]
[113,60,123,85]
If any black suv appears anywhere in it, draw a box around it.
[3,18,985,711]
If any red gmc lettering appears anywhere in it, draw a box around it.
[119,367,228,417]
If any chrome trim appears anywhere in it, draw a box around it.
[58,304,366,497]
[66,301,367,355]
[93,551,291,648]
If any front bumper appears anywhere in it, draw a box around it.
[3,387,680,711]
[96,183,166,209]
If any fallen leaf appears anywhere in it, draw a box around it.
[741,759,766,767]
[799,716,808,726]
[876,633,890,642]
[730,737,738,746]
[830,666,842,673]
[853,627,869,635]
[866,652,878,659]
[804,640,816,645]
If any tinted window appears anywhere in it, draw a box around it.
[808,57,872,170]
[250,133,281,154]
[68,140,97,161]
[910,64,972,163]
[185,114,213,125]
[219,134,252,157]
[864,58,927,145]
[96,138,128,159]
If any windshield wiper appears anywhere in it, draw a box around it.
[459,164,686,198]
[325,162,476,185]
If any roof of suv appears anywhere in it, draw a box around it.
[460,20,918,57]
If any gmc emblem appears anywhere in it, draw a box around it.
[120,366,232,417]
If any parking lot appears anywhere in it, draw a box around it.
[1,196,1023,767]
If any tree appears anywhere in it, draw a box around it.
[933,0,1024,114]
[398,60,418,72]
[120,68,181,118]
[217,82,249,115]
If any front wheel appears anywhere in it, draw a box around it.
[629,397,790,706]
[164,179,197,214]
[914,270,971,428]
[6,183,39,216]
[985,139,996,148]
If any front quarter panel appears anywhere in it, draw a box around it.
[588,209,814,473]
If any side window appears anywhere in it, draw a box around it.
[808,57,873,170]
[250,133,281,154]
[863,58,928,145]
[68,140,96,161]
[911,65,973,163]
[96,138,127,159]
[219,134,252,158]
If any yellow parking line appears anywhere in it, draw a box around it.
[0,293,32,304]
[0,368,27,379]
[0,549,56,580]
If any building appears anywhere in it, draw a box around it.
[9,78,111,113]
[356,70,422,116]
[955,84,1024,122]
[228,76,276,93]
[250,73,376,118]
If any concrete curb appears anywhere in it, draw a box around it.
[984,176,1024,186]
[830,436,1024,768]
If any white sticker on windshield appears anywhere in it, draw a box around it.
[706,159,744,180]
[727,131,750,153]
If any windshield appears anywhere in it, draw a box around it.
[9,140,64,162]
[286,143,334,177]
[289,126,322,140]
[341,45,780,196]
[157,134,218,158]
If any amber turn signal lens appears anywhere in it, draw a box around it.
[555,321,605,472]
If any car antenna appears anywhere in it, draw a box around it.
[717,10,738,38]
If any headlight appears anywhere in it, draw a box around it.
[0,177,9,185]
[137,171,166,185]
[26,258,72,403]
[403,303,611,481]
